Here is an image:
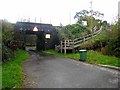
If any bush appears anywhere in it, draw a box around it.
[2,20,18,62]
[80,21,120,58]
[80,40,95,50]
[101,47,107,55]
[2,43,14,62]
[104,22,120,57]
[2,20,14,45]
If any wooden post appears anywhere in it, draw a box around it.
[72,40,75,53]
[72,40,74,49]
[83,37,85,49]
[64,40,66,54]
[68,40,69,47]
[84,37,85,42]
[60,41,62,53]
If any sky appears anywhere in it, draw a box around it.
[0,0,119,26]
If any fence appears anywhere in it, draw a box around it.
[55,26,103,54]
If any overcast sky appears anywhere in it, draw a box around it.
[0,0,119,26]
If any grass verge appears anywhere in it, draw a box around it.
[2,49,29,89]
[45,50,120,67]
[0,65,2,89]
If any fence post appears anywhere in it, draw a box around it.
[60,41,62,53]
[72,40,75,53]
[68,40,69,47]
[64,40,66,54]
[83,36,86,49]
[82,36,85,43]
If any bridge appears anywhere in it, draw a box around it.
[55,26,103,54]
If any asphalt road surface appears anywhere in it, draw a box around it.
[22,51,119,88]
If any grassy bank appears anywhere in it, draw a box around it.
[45,50,120,67]
[0,65,2,89]
[2,49,29,89]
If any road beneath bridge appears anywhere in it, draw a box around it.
[22,51,119,88]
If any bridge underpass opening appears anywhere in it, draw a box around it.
[25,30,45,51]
[25,34,37,51]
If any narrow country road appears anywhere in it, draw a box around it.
[22,51,119,88]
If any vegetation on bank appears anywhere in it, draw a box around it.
[45,50,120,67]
[2,49,29,89]
[56,10,103,40]
[2,20,17,62]
[0,65,2,89]
[56,10,120,58]
[2,20,29,89]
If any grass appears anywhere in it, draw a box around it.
[0,65,2,90]
[87,51,120,67]
[2,49,29,89]
[45,50,120,67]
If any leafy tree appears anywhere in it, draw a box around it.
[74,10,89,22]
[2,20,14,46]
[56,26,74,40]
[56,9,104,41]
[0,20,2,43]
[74,10,104,32]
[65,24,87,38]
[2,20,15,62]
[105,22,120,57]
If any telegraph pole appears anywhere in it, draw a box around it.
[35,17,36,23]
[69,12,71,25]
[118,1,120,35]
[118,1,120,19]
[90,0,93,32]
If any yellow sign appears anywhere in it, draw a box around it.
[45,34,51,39]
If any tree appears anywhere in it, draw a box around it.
[74,10,89,21]
[74,10,104,32]
[0,20,2,43]
[2,20,15,62]
[2,20,14,46]
[91,10,104,19]
[56,25,75,40]
[105,22,120,57]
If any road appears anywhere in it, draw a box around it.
[22,51,119,88]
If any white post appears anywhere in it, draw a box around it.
[64,40,66,54]
[61,41,62,53]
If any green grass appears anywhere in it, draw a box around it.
[87,51,120,67]
[2,49,29,89]
[45,50,120,67]
[0,65,2,90]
